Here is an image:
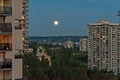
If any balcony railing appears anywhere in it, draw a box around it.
[0,43,12,51]
[23,0,29,4]
[0,23,12,33]
[0,59,12,70]
[15,26,22,29]
[0,6,12,16]
[15,54,22,59]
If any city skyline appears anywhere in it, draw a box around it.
[29,0,120,36]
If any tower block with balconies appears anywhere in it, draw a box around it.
[0,0,29,80]
[88,20,120,74]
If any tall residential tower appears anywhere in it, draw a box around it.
[0,0,28,80]
[88,20,120,74]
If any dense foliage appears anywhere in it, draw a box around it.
[23,42,117,80]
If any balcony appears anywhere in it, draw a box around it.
[23,4,29,8]
[0,6,12,16]
[23,0,29,4]
[0,43,12,51]
[0,59,12,70]
[15,54,22,59]
[0,23,12,33]
[15,26,22,29]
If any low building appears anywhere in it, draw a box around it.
[36,46,51,66]
[64,41,74,49]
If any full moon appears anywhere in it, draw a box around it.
[53,20,59,26]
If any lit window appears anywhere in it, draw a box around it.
[22,16,25,20]
[22,37,25,41]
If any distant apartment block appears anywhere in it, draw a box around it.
[79,38,88,52]
[64,41,74,49]
[88,20,120,74]
[0,0,28,80]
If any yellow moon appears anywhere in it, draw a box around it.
[54,20,59,26]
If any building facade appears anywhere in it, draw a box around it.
[37,46,51,66]
[88,20,120,74]
[64,41,74,49]
[79,38,88,52]
[0,0,28,80]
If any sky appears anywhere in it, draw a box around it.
[29,0,120,36]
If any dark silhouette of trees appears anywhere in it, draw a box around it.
[23,42,116,80]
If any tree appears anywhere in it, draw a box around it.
[28,41,38,53]
[25,42,116,80]
[23,53,41,79]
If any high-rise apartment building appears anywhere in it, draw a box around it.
[0,0,28,80]
[88,20,120,74]
[79,38,88,52]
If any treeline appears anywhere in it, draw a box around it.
[23,42,117,80]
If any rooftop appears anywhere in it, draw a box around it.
[88,19,119,26]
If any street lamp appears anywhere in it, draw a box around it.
[117,11,120,80]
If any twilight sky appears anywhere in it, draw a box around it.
[29,0,120,36]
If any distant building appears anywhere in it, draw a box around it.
[52,42,64,46]
[79,38,88,52]
[37,46,51,66]
[0,0,28,80]
[64,41,74,48]
[74,42,79,48]
[88,20,120,74]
